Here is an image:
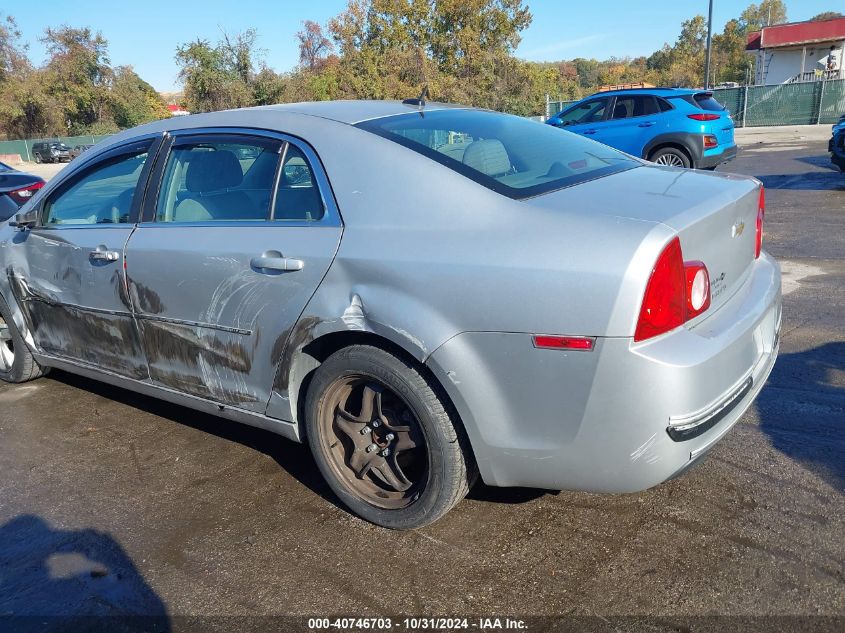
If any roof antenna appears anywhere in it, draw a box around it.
[402,85,429,108]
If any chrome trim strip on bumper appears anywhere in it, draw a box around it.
[666,374,754,442]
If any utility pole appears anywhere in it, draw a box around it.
[704,0,714,89]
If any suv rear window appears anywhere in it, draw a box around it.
[693,93,725,111]
[356,109,638,199]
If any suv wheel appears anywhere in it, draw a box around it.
[650,147,691,168]
[0,295,47,384]
[33,154,42,164]
[305,344,473,529]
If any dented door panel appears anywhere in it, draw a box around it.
[125,224,342,410]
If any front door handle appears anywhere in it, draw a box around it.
[251,252,304,272]
[89,245,120,262]
[582,129,598,135]
[638,121,656,127]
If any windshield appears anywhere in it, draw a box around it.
[356,109,638,199]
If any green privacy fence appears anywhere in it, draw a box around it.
[0,135,111,162]
[545,79,845,127]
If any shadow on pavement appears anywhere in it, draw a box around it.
[757,342,845,493]
[0,514,169,632]
[758,170,845,191]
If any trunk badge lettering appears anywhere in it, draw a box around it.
[732,220,745,238]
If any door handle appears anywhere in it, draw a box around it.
[582,129,598,135]
[638,121,656,127]
[251,252,304,272]
[89,246,120,262]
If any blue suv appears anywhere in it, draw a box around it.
[546,88,737,170]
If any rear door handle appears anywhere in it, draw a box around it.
[638,121,656,127]
[89,245,120,262]
[251,252,304,272]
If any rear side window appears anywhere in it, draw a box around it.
[656,98,673,112]
[274,145,325,221]
[611,95,658,119]
[155,137,280,223]
[693,93,726,111]
[357,109,638,199]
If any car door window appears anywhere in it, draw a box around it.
[156,137,280,223]
[556,98,609,125]
[43,149,149,225]
[273,145,325,221]
[611,96,659,120]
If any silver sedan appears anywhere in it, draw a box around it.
[0,100,781,528]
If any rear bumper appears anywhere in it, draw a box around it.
[699,143,738,169]
[427,252,781,492]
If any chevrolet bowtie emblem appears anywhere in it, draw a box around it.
[732,220,745,238]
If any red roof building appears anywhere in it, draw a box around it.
[746,17,845,84]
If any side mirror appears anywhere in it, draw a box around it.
[11,208,39,230]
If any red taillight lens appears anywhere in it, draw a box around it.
[755,186,765,259]
[685,261,711,319]
[634,237,686,342]
[687,113,720,121]
[7,181,44,205]
[533,335,595,351]
[704,134,718,148]
[635,238,712,342]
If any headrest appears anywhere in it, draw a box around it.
[614,102,628,118]
[185,150,243,193]
[462,139,511,177]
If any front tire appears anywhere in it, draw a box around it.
[0,295,46,384]
[650,146,691,169]
[305,344,473,529]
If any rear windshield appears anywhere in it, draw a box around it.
[356,109,638,199]
[693,93,725,111]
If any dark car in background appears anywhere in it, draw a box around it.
[0,162,45,221]
[31,141,71,164]
[830,117,845,172]
[546,88,737,170]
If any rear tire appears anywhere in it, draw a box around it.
[305,344,473,529]
[649,147,691,169]
[0,295,46,384]
[33,154,42,164]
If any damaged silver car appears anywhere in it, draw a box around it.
[0,101,781,528]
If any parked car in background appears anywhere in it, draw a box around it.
[0,101,780,529]
[830,117,845,172]
[70,144,94,159]
[0,161,45,222]
[31,141,71,164]
[547,88,737,170]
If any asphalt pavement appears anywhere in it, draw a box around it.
[1,129,843,631]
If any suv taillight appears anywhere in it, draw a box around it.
[634,237,712,342]
[755,186,765,259]
[687,113,720,121]
[8,181,44,205]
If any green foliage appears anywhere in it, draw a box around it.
[0,14,169,139]
[810,12,843,21]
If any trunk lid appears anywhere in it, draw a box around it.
[526,166,761,315]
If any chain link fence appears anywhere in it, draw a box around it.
[546,79,845,127]
[0,135,111,163]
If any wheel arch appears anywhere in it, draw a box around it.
[643,133,700,167]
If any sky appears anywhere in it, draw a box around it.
[9,0,842,93]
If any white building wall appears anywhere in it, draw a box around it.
[755,40,845,85]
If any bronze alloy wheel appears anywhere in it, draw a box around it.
[318,375,428,509]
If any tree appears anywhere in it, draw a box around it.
[297,20,333,70]
[110,66,170,128]
[0,14,29,83]
[175,35,253,112]
[739,0,787,31]
[810,12,843,21]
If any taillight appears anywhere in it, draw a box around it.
[687,113,720,121]
[704,134,718,148]
[755,186,765,259]
[7,181,44,205]
[685,262,711,319]
[634,237,712,342]
[634,238,686,342]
